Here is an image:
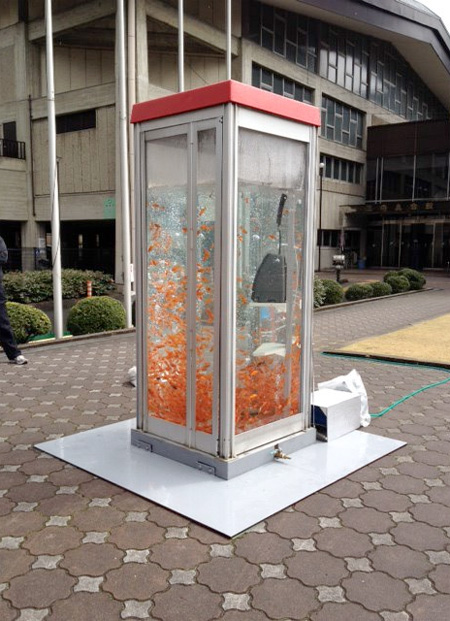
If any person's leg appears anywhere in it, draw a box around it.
[0,300,22,361]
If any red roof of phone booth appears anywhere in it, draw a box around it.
[131,80,321,127]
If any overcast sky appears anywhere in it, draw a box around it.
[421,0,450,32]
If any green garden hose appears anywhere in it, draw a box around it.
[320,352,450,418]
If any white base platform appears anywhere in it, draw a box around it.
[35,421,405,537]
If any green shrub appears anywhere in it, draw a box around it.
[67,296,126,336]
[344,283,373,301]
[61,269,91,299]
[24,270,53,302]
[398,268,426,290]
[314,278,325,308]
[62,269,115,298]
[3,269,115,303]
[383,271,399,283]
[370,281,392,297]
[2,272,27,303]
[322,279,344,305]
[6,302,52,344]
[385,274,410,294]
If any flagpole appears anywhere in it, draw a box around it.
[45,0,63,339]
[226,0,232,80]
[178,0,184,91]
[117,0,132,328]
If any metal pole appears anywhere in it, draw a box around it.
[178,0,184,91]
[301,128,319,428]
[128,0,136,295]
[45,0,63,339]
[226,0,231,80]
[117,0,132,327]
[318,162,324,272]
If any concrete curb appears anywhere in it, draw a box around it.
[20,327,136,350]
[314,286,431,312]
[321,349,450,371]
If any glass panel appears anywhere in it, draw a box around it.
[252,64,260,88]
[433,223,442,268]
[433,223,450,269]
[274,74,283,95]
[333,160,340,180]
[274,15,285,55]
[423,224,434,268]
[382,222,400,267]
[415,153,449,199]
[286,42,296,63]
[381,156,414,201]
[404,223,433,270]
[400,224,411,267]
[367,226,382,267]
[262,4,274,29]
[195,128,217,434]
[236,128,306,433]
[145,133,188,427]
[261,29,273,50]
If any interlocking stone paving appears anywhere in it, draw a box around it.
[0,274,450,619]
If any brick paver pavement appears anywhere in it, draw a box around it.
[1,275,450,620]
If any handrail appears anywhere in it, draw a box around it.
[0,138,26,160]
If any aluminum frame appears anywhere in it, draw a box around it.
[136,113,224,456]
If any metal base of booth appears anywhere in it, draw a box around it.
[130,427,317,479]
[35,420,405,537]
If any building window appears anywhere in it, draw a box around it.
[243,0,446,121]
[319,23,369,99]
[320,154,362,183]
[0,121,25,160]
[367,153,450,202]
[56,109,96,134]
[317,229,339,247]
[252,63,313,103]
[415,152,449,199]
[250,2,318,72]
[321,96,363,148]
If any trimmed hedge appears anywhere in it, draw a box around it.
[398,268,426,290]
[322,279,344,305]
[3,269,115,303]
[315,267,425,307]
[385,274,410,294]
[383,271,399,283]
[370,281,392,297]
[67,296,126,336]
[6,302,52,344]
[344,283,373,301]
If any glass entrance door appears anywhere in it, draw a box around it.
[233,123,308,453]
[434,222,450,269]
[142,119,221,455]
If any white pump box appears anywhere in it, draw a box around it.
[311,388,361,441]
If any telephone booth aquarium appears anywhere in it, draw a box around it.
[131,81,321,479]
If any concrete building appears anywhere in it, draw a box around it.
[1,0,450,278]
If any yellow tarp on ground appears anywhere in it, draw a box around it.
[339,313,450,365]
